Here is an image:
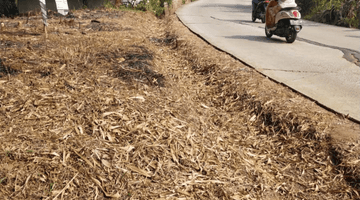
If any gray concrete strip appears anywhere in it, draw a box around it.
[176,0,360,122]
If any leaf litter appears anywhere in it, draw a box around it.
[0,7,360,200]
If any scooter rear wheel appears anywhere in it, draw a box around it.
[265,26,273,38]
[285,29,297,43]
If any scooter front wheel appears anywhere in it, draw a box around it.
[252,12,256,22]
[285,29,297,43]
[265,26,273,38]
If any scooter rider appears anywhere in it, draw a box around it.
[266,0,297,28]
[266,0,280,28]
[252,0,261,13]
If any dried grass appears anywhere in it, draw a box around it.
[0,8,359,200]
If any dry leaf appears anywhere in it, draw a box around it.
[126,164,151,177]
[102,159,112,168]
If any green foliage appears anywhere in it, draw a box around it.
[316,0,341,12]
[345,12,359,27]
[103,0,117,9]
[297,0,342,16]
[49,182,55,192]
[136,1,147,11]
[0,177,6,184]
[148,0,172,17]
[299,0,359,28]
[148,0,163,16]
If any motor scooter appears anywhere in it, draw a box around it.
[252,0,270,23]
[265,6,302,43]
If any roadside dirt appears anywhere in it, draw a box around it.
[0,7,360,200]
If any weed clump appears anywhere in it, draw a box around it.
[0,58,20,78]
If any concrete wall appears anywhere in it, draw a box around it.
[17,0,107,14]
[122,0,143,6]
[18,0,55,14]
[85,0,108,9]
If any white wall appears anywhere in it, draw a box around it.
[122,0,144,6]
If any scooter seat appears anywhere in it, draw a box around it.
[280,7,300,11]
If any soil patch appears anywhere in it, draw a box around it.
[0,58,21,78]
[85,20,122,32]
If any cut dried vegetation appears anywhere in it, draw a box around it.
[0,8,360,200]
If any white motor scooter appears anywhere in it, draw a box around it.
[265,3,302,43]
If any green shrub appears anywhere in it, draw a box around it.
[103,0,117,9]
[345,13,359,27]
[296,0,315,16]
[296,0,343,16]
[298,0,359,28]
[148,0,172,17]
[136,1,147,11]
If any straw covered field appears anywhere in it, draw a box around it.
[1,8,360,200]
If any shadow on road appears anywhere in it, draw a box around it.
[200,4,252,13]
[224,35,286,43]
[219,19,255,24]
[210,16,264,26]
[343,29,360,32]
[346,35,360,38]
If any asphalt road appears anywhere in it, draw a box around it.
[176,0,360,122]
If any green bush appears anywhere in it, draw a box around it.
[103,0,117,9]
[296,0,315,16]
[297,0,359,28]
[296,0,342,16]
[345,12,359,27]
[136,1,147,11]
[148,0,172,17]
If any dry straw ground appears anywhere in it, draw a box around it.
[0,7,360,200]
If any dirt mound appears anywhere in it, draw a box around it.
[0,8,359,199]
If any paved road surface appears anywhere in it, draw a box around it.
[177,0,360,122]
